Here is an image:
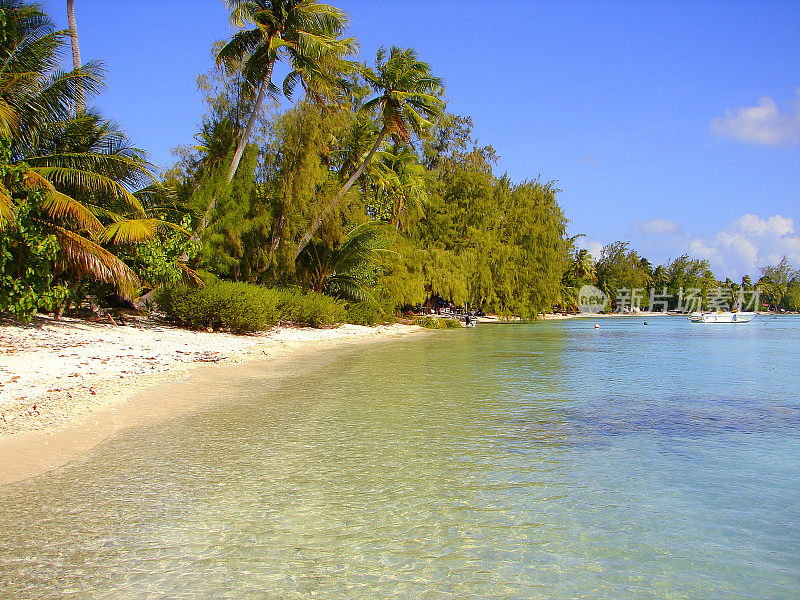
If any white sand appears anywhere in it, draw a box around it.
[0,316,422,441]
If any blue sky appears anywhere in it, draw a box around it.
[42,0,800,279]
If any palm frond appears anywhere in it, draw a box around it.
[99,218,190,244]
[326,273,371,302]
[98,218,160,244]
[52,225,140,298]
[179,261,205,288]
[29,166,146,214]
[39,188,103,231]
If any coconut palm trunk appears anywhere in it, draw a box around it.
[294,126,386,260]
[66,0,83,112]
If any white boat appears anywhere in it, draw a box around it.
[688,311,755,323]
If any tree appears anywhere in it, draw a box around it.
[0,1,172,317]
[595,241,649,304]
[758,256,798,309]
[296,223,385,300]
[294,46,444,259]
[0,0,102,140]
[66,0,83,112]
[369,143,430,231]
[191,0,355,241]
[565,248,596,284]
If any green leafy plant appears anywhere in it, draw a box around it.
[413,315,461,329]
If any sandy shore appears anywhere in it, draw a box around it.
[0,316,423,484]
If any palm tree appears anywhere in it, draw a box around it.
[190,0,355,240]
[568,248,596,283]
[370,143,429,231]
[0,0,102,139]
[297,223,386,300]
[5,111,167,300]
[294,46,443,259]
[66,0,83,112]
[0,1,167,304]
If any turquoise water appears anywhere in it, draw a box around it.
[1,316,799,599]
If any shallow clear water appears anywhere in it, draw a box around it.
[1,316,799,599]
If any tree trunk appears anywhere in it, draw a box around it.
[294,126,387,260]
[66,0,83,113]
[54,297,71,320]
[269,203,286,255]
[181,60,275,260]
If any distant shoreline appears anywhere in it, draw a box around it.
[0,317,424,485]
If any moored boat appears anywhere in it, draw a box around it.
[688,311,755,323]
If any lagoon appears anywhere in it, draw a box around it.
[1,316,799,598]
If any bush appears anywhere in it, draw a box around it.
[155,281,279,333]
[345,300,394,326]
[273,288,346,328]
[413,315,462,329]
[155,282,348,332]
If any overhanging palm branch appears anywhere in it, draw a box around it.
[39,187,103,231]
[21,111,156,215]
[52,225,139,298]
[99,218,189,245]
[28,165,146,214]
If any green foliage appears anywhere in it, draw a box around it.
[122,216,200,288]
[413,315,461,329]
[344,299,394,326]
[197,143,259,279]
[156,281,350,332]
[786,281,800,312]
[272,287,346,327]
[0,195,68,320]
[412,141,567,316]
[595,241,652,300]
[296,223,386,301]
[758,256,800,310]
[155,281,279,333]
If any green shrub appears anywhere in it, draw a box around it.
[155,281,279,333]
[413,315,462,329]
[345,300,394,326]
[156,282,351,332]
[273,288,346,327]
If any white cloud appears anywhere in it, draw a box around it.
[633,218,681,235]
[710,88,800,147]
[687,214,800,278]
[576,238,604,260]
[733,213,793,237]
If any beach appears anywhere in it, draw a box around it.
[0,316,423,484]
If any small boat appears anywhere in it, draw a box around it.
[688,311,755,324]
